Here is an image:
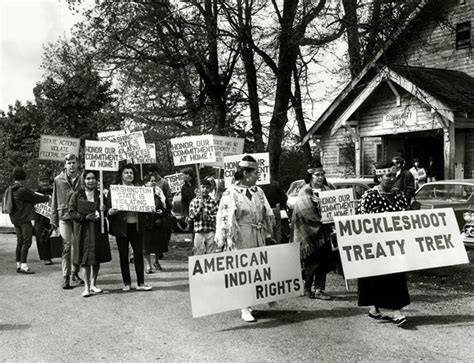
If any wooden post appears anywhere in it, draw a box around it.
[140,164,143,181]
[444,122,455,180]
[99,170,105,234]
[195,163,201,192]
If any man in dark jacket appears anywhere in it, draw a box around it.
[392,156,415,204]
[9,167,50,274]
[261,179,288,244]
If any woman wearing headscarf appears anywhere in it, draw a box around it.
[69,171,111,297]
[215,155,275,322]
[291,161,334,300]
[357,160,410,326]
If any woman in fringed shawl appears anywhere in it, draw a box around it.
[215,155,275,322]
[291,161,334,300]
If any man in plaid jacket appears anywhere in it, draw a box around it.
[188,179,218,255]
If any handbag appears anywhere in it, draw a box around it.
[49,229,63,258]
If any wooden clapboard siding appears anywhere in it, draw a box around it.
[390,0,473,77]
[319,125,355,177]
[357,82,444,137]
[465,129,474,178]
[362,137,382,175]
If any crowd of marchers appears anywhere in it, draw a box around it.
[7,152,421,325]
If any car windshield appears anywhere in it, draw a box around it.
[287,180,305,197]
[416,184,473,202]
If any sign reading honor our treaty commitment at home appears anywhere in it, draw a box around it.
[170,135,216,166]
[189,243,302,318]
[334,208,469,280]
[38,135,80,162]
[109,185,155,213]
[85,140,120,171]
[319,188,356,224]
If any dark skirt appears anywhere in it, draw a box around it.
[143,225,169,255]
[358,272,410,310]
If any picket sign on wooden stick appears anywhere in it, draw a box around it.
[195,164,201,192]
[140,164,144,181]
[100,170,104,234]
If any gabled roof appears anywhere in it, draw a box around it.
[301,0,433,144]
[390,66,474,114]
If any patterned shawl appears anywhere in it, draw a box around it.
[291,183,331,260]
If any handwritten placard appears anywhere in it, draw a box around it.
[164,173,186,194]
[223,153,270,186]
[85,140,120,171]
[170,135,216,166]
[109,185,155,212]
[38,135,80,162]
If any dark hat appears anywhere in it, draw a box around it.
[38,170,52,182]
[12,167,27,181]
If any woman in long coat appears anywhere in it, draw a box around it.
[69,171,111,297]
[357,160,410,326]
[215,155,275,322]
[291,161,334,300]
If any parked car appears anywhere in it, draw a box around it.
[414,179,474,250]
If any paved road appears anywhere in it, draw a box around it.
[1,231,473,361]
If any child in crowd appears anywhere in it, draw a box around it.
[188,179,218,255]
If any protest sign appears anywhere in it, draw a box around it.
[115,131,147,161]
[97,130,126,142]
[189,243,303,318]
[38,135,80,162]
[204,136,244,168]
[34,202,51,219]
[132,143,156,164]
[109,185,155,213]
[334,208,469,279]
[170,135,216,166]
[84,140,120,171]
[164,173,185,194]
[223,152,270,186]
[319,188,356,223]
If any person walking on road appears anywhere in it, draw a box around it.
[8,167,50,274]
[189,179,218,255]
[357,160,410,326]
[51,154,84,289]
[215,155,275,322]
[291,161,335,301]
[142,172,169,273]
[107,163,152,292]
[34,171,54,266]
[69,171,111,297]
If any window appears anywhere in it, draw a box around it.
[456,22,471,50]
[338,146,354,165]
[376,143,383,162]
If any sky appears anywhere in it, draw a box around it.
[0,0,79,112]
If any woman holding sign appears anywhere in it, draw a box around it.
[357,161,410,326]
[107,163,152,292]
[215,155,275,322]
[292,161,334,300]
[69,171,111,297]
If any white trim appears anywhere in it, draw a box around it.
[330,66,455,136]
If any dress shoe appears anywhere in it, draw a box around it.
[314,290,332,300]
[241,308,256,322]
[19,268,35,274]
[368,311,382,320]
[71,273,84,285]
[136,285,152,291]
[62,276,72,289]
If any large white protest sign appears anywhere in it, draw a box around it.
[170,135,216,166]
[334,208,469,279]
[223,153,270,187]
[38,135,80,162]
[115,131,147,161]
[189,243,302,318]
[164,173,185,194]
[109,185,155,212]
[85,140,120,171]
[204,136,244,168]
[132,143,156,164]
[34,202,51,219]
[319,188,356,223]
